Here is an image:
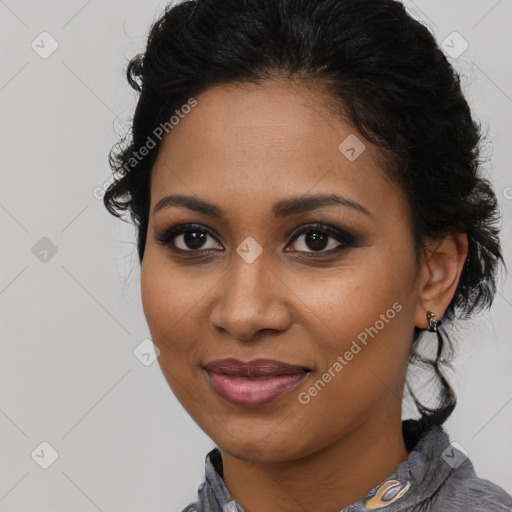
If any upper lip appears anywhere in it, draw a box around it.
[203,358,311,377]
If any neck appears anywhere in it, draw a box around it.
[221,413,410,512]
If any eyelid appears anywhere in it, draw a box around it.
[285,222,356,254]
[287,222,353,241]
[154,223,224,251]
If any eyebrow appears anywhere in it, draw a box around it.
[152,193,372,218]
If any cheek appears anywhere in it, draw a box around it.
[289,250,417,404]
[140,252,212,412]
[140,251,199,358]
[292,249,415,338]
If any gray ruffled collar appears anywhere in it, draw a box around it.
[187,421,467,512]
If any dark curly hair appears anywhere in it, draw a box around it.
[104,0,504,433]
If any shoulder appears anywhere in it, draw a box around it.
[179,500,202,512]
[455,464,512,511]
[432,457,512,511]
[400,422,512,512]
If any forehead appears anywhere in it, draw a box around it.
[149,80,406,221]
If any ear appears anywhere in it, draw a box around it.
[414,232,468,330]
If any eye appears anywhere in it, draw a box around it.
[154,223,223,253]
[285,223,355,256]
[155,222,356,257]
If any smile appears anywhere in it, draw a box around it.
[203,358,311,406]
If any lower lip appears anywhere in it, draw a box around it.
[205,370,308,406]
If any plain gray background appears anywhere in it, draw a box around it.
[0,0,511,510]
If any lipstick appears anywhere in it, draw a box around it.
[203,358,310,406]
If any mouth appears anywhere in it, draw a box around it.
[202,358,311,406]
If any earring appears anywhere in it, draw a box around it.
[426,311,442,333]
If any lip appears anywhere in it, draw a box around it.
[203,358,311,406]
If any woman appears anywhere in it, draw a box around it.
[104,0,512,510]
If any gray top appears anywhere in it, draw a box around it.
[181,421,512,511]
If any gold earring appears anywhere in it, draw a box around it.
[426,311,442,332]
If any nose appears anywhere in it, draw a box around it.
[209,250,293,341]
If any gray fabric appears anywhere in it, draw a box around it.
[181,422,512,511]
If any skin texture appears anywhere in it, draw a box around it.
[140,79,468,512]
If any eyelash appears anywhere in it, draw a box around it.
[154,222,357,258]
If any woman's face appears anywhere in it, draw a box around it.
[141,80,424,462]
